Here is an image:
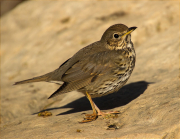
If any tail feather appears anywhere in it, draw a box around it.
[48,83,67,99]
[14,72,53,85]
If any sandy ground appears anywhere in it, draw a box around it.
[1,1,180,138]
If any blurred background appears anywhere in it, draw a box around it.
[1,1,179,138]
[1,0,25,16]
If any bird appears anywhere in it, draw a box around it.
[14,24,137,122]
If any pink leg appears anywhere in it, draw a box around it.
[80,92,98,123]
[80,92,120,123]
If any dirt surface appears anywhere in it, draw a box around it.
[1,1,179,138]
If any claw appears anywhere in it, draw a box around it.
[79,113,98,123]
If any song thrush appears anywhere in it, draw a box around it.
[14,24,137,122]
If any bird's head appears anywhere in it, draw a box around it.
[101,24,137,50]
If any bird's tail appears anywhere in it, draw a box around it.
[14,72,53,85]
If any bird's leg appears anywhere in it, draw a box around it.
[80,91,98,123]
[93,102,120,118]
[80,92,120,122]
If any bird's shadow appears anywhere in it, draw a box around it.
[37,81,151,116]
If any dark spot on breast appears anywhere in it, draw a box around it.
[113,85,118,88]
[117,81,121,84]
[117,74,123,76]
[105,83,112,86]
[125,67,130,72]
[128,47,132,52]
[100,87,107,89]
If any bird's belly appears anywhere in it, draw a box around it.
[89,72,131,98]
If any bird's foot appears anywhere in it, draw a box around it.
[80,113,98,123]
[98,111,120,119]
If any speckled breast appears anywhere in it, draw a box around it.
[89,44,136,98]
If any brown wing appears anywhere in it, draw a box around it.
[48,50,129,98]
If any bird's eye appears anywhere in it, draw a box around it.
[114,34,119,38]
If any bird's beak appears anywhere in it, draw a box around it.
[122,26,137,37]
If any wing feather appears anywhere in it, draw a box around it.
[62,50,129,83]
[49,50,130,98]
